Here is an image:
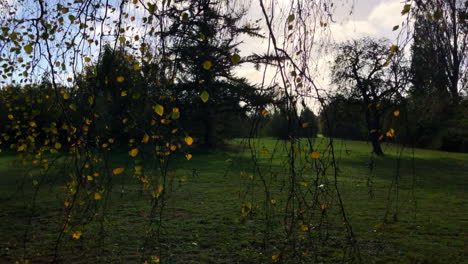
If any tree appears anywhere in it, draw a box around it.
[319,95,367,140]
[331,38,409,155]
[298,107,318,138]
[407,1,468,151]
[412,0,468,103]
[161,0,273,148]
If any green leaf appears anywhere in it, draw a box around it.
[288,14,295,23]
[401,4,411,15]
[24,45,33,54]
[392,25,399,31]
[202,61,212,70]
[231,54,241,65]
[69,104,77,111]
[200,91,209,103]
[172,111,180,120]
[154,104,164,116]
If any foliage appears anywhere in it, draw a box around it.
[331,37,409,155]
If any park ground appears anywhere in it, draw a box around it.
[0,138,467,263]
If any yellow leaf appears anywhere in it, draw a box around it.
[129,148,139,157]
[270,199,276,205]
[302,122,309,128]
[154,104,164,116]
[141,133,150,144]
[310,152,320,159]
[261,109,269,117]
[88,96,94,105]
[170,145,177,151]
[72,231,82,239]
[386,128,396,138]
[300,224,309,232]
[121,91,127,97]
[112,168,125,175]
[55,142,62,149]
[180,176,188,183]
[321,202,327,210]
[184,136,194,146]
[84,57,91,62]
[151,256,160,263]
[185,153,192,160]
[200,90,209,103]
[87,175,93,181]
[155,184,164,197]
[133,63,140,71]
[7,114,14,120]
[94,192,101,200]
[119,36,126,43]
[202,60,212,70]
[116,76,125,83]
[63,92,70,99]
[394,110,400,117]
[272,255,279,261]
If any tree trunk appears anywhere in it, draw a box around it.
[203,110,217,149]
[365,106,384,155]
[370,132,384,155]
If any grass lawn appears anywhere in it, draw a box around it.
[0,138,467,263]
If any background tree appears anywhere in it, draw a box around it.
[331,38,409,155]
[407,0,468,151]
[166,0,273,148]
[319,95,367,140]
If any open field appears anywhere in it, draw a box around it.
[0,138,467,264]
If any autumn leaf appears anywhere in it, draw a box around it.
[310,152,320,159]
[302,122,309,128]
[185,153,192,160]
[141,133,150,144]
[261,109,269,117]
[94,192,101,200]
[184,136,194,146]
[394,110,400,117]
[112,168,125,175]
[116,76,125,83]
[121,91,127,97]
[129,148,139,157]
[72,231,82,239]
[272,255,279,262]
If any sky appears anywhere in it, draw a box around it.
[234,0,408,100]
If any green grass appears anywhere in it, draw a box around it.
[0,138,467,263]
